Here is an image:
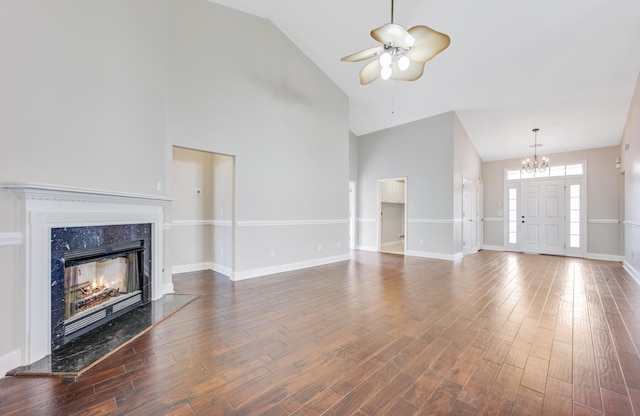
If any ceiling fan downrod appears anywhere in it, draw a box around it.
[391,0,394,23]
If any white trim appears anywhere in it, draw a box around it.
[483,218,503,222]
[163,222,172,230]
[623,262,640,286]
[624,220,640,227]
[407,219,459,224]
[232,254,350,281]
[172,262,233,278]
[357,218,376,223]
[1,182,174,204]
[586,253,625,262]
[587,219,620,224]
[236,219,347,227]
[162,282,175,295]
[482,245,505,251]
[0,349,20,378]
[172,262,215,274]
[405,250,461,262]
[0,232,22,247]
[356,245,378,252]
[172,220,232,227]
[382,240,404,247]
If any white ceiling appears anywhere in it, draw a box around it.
[210,0,640,161]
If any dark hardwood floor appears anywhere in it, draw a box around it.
[2,250,640,415]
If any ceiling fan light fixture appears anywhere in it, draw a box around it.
[341,0,450,85]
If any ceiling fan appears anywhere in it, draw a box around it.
[341,0,450,85]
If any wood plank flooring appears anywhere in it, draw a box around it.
[2,250,640,415]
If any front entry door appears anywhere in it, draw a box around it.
[520,179,565,255]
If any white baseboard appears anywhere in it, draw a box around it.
[482,245,505,251]
[0,349,20,378]
[356,245,378,252]
[382,240,403,247]
[162,282,175,295]
[586,253,625,262]
[453,252,464,263]
[623,261,640,286]
[171,262,232,278]
[172,262,215,275]
[232,254,351,281]
[405,250,459,262]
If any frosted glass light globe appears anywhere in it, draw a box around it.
[380,66,392,80]
[379,52,392,67]
[398,56,410,71]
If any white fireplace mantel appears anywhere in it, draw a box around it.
[1,182,174,366]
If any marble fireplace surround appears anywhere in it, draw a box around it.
[3,183,173,367]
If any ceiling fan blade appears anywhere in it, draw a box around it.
[341,46,384,62]
[371,23,415,48]
[359,60,381,85]
[407,25,451,63]
[391,60,425,81]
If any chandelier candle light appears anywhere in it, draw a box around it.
[522,128,549,173]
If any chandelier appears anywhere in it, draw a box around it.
[522,128,549,173]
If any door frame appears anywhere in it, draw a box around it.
[377,177,408,254]
[462,176,476,256]
[349,181,356,250]
[502,164,587,257]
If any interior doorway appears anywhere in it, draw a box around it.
[378,178,407,255]
[171,146,235,276]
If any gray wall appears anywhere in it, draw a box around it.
[356,111,482,259]
[621,72,640,279]
[0,0,169,371]
[166,0,349,277]
[482,146,623,258]
[349,131,359,182]
[0,0,350,372]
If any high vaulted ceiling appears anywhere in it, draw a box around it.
[210,0,640,162]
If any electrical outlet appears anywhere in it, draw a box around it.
[270,249,276,257]
[337,242,341,248]
[318,244,323,251]
[156,181,162,191]
[419,239,424,245]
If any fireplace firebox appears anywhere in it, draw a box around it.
[62,241,144,341]
[51,223,152,350]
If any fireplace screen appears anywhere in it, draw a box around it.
[64,252,141,321]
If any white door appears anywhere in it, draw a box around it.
[520,179,565,255]
[462,177,475,255]
[349,181,356,250]
[477,181,484,251]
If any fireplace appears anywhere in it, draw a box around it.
[2,182,172,367]
[51,223,152,350]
